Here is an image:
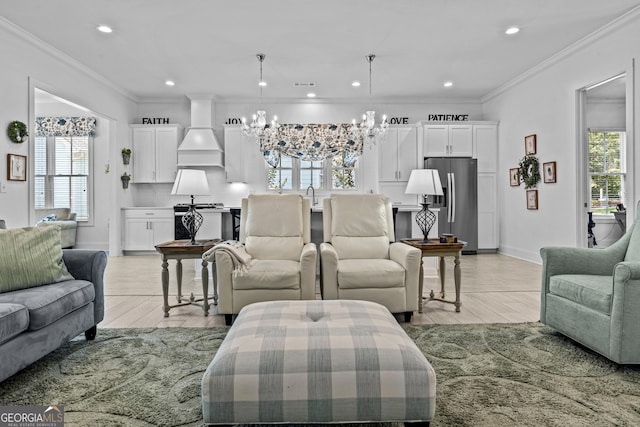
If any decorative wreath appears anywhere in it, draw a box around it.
[519,155,541,189]
[7,121,28,143]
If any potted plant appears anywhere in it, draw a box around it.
[121,148,132,165]
[121,172,131,189]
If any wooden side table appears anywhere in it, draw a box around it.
[155,239,221,317]
[401,238,466,313]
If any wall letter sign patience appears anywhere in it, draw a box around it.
[427,114,469,121]
[142,118,170,124]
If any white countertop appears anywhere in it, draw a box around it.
[122,207,173,210]
[122,204,428,213]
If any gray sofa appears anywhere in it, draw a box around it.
[0,249,107,383]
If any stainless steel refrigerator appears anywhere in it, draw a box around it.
[425,157,478,254]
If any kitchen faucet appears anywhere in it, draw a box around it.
[305,185,318,206]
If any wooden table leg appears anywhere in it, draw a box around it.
[161,256,170,317]
[454,252,462,312]
[201,259,210,316]
[176,259,183,302]
[439,256,446,298]
[211,258,218,305]
[418,257,424,314]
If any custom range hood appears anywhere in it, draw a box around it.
[177,95,223,167]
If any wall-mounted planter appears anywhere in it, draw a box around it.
[121,173,131,189]
[122,148,131,165]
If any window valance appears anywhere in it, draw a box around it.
[260,123,363,165]
[35,117,97,137]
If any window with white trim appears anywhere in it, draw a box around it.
[588,130,625,214]
[34,135,92,221]
[267,154,357,191]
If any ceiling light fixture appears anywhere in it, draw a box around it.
[505,27,520,35]
[444,81,453,88]
[307,93,316,98]
[96,25,112,33]
[165,80,175,86]
[241,53,279,142]
[350,54,388,145]
[352,81,361,87]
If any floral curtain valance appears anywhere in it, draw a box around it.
[35,117,97,137]
[260,123,363,165]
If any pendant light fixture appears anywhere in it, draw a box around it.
[351,54,389,145]
[241,53,279,142]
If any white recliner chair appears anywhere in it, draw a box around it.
[320,194,422,321]
[35,208,77,248]
[215,194,317,325]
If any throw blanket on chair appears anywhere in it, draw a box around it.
[202,240,255,275]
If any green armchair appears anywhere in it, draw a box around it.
[540,204,640,364]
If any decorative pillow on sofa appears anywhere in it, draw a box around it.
[0,226,74,293]
[36,214,57,225]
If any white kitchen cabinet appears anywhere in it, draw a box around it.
[423,124,473,157]
[378,126,418,182]
[378,126,418,204]
[478,173,498,249]
[473,124,498,173]
[224,126,246,182]
[123,209,173,251]
[131,125,183,183]
[472,123,499,250]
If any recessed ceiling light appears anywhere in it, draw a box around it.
[352,81,361,87]
[97,25,113,33]
[505,27,520,35]
[444,81,453,88]
[258,81,267,87]
[165,80,175,86]
[307,93,316,98]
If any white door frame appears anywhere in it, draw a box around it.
[575,60,636,247]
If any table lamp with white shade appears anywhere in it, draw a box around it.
[405,169,444,242]
[171,169,210,245]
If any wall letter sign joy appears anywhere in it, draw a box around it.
[427,114,469,121]
[142,118,170,124]
[225,118,244,125]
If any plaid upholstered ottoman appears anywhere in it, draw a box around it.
[202,300,436,426]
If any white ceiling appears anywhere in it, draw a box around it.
[3,0,639,102]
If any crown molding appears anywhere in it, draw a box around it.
[136,95,483,105]
[586,98,625,104]
[481,5,640,104]
[137,97,191,104]
[214,96,483,105]
[0,16,138,103]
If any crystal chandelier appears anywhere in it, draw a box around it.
[241,53,279,142]
[350,54,389,145]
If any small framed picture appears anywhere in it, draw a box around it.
[509,168,520,186]
[525,134,537,155]
[7,154,27,181]
[543,161,557,183]
[526,189,538,210]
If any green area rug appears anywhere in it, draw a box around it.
[1,323,639,426]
